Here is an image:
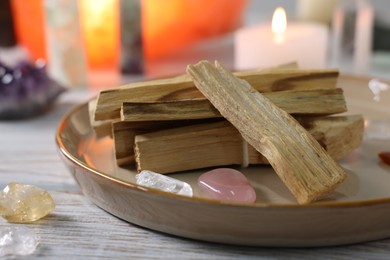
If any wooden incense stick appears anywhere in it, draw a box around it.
[134,115,363,174]
[120,88,346,121]
[186,61,347,204]
[95,68,339,121]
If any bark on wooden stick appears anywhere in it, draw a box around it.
[186,61,347,204]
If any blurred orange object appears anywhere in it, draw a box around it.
[10,0,47,61]
[11,0,246,70]
[78,0,120,70]
[142,0,248,60]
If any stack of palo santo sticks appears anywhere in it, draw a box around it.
[90,61,364,204]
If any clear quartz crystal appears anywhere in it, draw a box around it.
[0,226,40,257]
[136,170,193,197]
[0,183,55,223]
[368,79,389,101]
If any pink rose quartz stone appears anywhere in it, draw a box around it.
[197,168,256,203]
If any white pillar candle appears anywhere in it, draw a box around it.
[235,7,328,70]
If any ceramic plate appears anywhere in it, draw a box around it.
[56,75,390,247]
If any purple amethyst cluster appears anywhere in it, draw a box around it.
[0,60,65,119]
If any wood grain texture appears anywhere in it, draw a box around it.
[121,88,346,121]
[121,99,221,121]
[1,86,390,259]
[134,121,244,173]
[112,121,136,165]
[187,61,346,204]
[134,115,364,173]
[95,68,338,120]
[112,119,218,165]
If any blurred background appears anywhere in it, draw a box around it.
[0,0,389,89]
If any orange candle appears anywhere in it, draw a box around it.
[142,0,248,60]
[10,0,47,60]
[78,0,120,70]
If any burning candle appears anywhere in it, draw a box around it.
[235,7,329,70]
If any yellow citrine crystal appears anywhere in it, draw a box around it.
[0,183,55,223]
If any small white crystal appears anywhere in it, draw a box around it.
[368,78,389,101]
[136,170,193,197]
[0,226,40,257]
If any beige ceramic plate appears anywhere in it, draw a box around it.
[56,75,390,247]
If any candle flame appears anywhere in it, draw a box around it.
[272,7,287,44]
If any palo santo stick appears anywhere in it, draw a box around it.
[113,121,137,165]
[135,121,244,173]
[270,61,298,69]
[248,115,364,164]
[186,61,347,204]
[134,115,363,174]
[121,99,220,121]
[113,121,179,166]
[121,88,346,121]
[296,116,364,160]
[113,118,221,165]
[95,63,302,137]
[99,65,303,138]
[95,68,339,120]
[88,99,114,138]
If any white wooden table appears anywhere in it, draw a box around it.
[1,75,390,259]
